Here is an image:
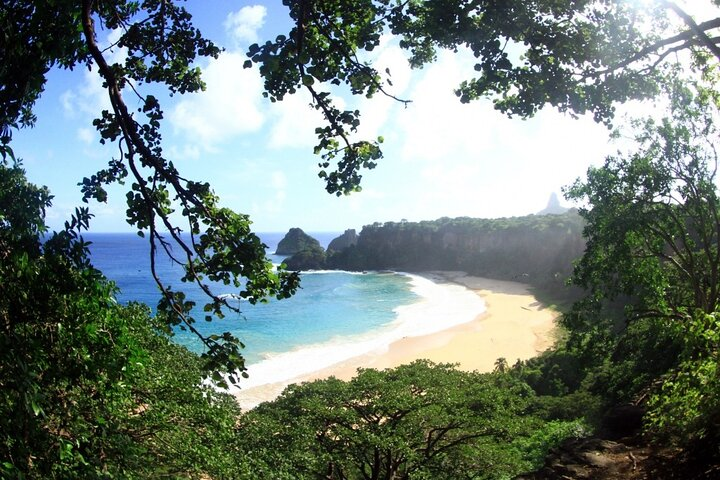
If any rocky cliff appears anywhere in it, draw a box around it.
[327,229,358,253]
[275,228,322,255]
[327,212,585,287]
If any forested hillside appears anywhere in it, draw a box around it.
[327,212,584,286]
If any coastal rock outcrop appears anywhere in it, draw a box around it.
[284,245,326,271]
[275,228,322,255]
[327,229,358,253]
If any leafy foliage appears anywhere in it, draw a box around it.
[4,1,720,476]
[0,162,242,478]
[250,0,720,195]
[566,77,720,318]
[645,312,720,444]
[275,227,324,255]
[1,0,301,383]
[237,360,586,480]
[541,77,720,451]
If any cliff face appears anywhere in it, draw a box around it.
[327,229,358,253]
[327,212,585,285]
[275,228,322,255]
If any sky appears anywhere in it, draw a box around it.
[9,0,718,233]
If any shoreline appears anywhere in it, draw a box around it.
[233,271,558,411]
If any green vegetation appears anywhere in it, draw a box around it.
[514,77,720,460]
[2,0,720,477]
[327,212,585,287]
[284,244,327,271]
[236,361,587,480]
[327,229,359,253]
[248,0,720,196]
[285,213,586,288]
[277,228,327,270]
[562,77,720,449]
[1,0,300,383]
[0,162,242,478]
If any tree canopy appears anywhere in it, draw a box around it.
[566,77,720,319]
[549,76,720,448]
[0,162,245,478]
[236,361,586,479]
[249,0,720,195]
[1,0,301,383]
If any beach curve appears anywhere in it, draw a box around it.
[233,271,558,411]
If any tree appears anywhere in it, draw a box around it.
[0,161,244,478]
[3,0,718,381]
[2,0,718,388]
[249,0,720,196]
[1,0,301,383]
[560,78,720,443]
[237,361,582,480]
[494,357,509,374]
[566,77,720,319]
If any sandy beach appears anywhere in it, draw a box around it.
[234,271,558,410]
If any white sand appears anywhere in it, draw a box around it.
[234,271,558,411]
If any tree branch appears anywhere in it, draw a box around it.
[662,1,720,61]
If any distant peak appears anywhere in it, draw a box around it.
[537,192,569,215]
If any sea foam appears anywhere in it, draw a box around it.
[233,273,486,390]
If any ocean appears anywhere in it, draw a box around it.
[86,232,485,389]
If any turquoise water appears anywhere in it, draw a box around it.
[86,233,418,364]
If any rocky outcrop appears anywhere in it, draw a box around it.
[284,245,326,271]
[275,228,322,255]
[537,192,570,215]
[516,434,720,480]
[327,229,358,253]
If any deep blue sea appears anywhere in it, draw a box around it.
[86,232,485,389]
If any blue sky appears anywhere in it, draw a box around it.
[10,1,714,233]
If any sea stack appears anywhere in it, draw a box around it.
[275,227,323,255]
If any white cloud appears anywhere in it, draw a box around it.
[59,29,128,121]
[354,41,412,140]
[271,170,288,190]
[169,52,266,146]
[267,90,322,149]
[166,143,202,161]
[372,38,413,95]
[250,179,287,217]
[394,50,490,162]
[376,46,615,219]
[77,127,95,145]
[264,35,414,150]
[266,90,355,151]
[225,5,267,45]
[60,67,110,118]
[60,90,78,117]
[104,28,128,65]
